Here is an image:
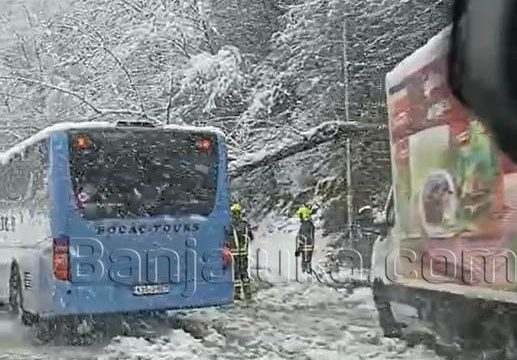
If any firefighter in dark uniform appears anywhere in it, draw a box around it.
[295,205,315,274]
[230,203,254,301]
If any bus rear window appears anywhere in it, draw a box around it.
[68,129,218,219]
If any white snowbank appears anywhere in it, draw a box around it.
[101,330,218,360]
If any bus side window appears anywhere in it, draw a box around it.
[0,162,7,204]
[30,140,50,211]
[6,156,29,203]
[5,160,16,202]
[21,147,34,203]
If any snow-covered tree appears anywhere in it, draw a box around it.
[0,0,452,231]
[0,0,249,132]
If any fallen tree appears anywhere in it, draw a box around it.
[0,120,388,180]
[230,121,387,178]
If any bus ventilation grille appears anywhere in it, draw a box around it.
[23,272,33,290]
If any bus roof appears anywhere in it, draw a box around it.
[386,25,451,90]
[0,121,226,165]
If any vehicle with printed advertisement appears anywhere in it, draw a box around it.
[371,27,517,357]
[0,121,233,338]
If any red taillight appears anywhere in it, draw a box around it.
[74,134,91,151]
[222,243,232,267]
[197,138,212,152]
[53,237,70,281]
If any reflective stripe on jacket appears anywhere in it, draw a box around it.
[230,218,253,257]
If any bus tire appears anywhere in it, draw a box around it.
[372,280,403,338]
[8,264,37,327]
[8,264,23,319]
[32,319,56,344]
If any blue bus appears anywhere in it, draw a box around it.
[0,121,233,336]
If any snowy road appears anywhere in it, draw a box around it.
[0,217,442,359]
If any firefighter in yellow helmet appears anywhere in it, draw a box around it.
[229,203,254,301]
[295,205,316,274]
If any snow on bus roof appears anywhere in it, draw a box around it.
[0,121,225,165]
[163,123,225,137]
[0,121,114,165]
[386,25,451,89]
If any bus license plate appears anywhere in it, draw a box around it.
[132,284,170,296]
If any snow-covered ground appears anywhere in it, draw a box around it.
[0,216,442,360]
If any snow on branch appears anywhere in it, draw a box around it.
[59,16,150,118]
[0,76,158,122]
[230,121,387,178]
[102,46,147,116]
[0,76,101,113]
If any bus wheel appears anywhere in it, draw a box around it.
[32,320,56,344]
[8,266,37,327]
[8,265,24,320]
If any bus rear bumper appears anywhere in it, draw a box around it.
[35,282,234,318]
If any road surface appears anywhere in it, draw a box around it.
[0,216,442,360]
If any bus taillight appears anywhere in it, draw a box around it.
[222,242,232,268]
[53,237,70,281]
[197,138,212,152]
[74,135,90,150]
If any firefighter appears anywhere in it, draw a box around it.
[230,203,254,301]
[295,205,315,274]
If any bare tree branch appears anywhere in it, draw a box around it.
[0,91,39,103]
[22,5,44,75]
[171,33,191,59]
[56,18,149,118]
[119,0,143,13]
[188,0,218,54]
[225,133,245,153]
[166,72,175,124]
[22,5,35,28]
[0,75,154,120]
[0,130,24,140]
[3,95,11,113]
[102,46,147,116]
[0,75,103,113]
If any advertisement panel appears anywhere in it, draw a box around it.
[386,28,517,289]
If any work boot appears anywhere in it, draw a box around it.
[234,283,242,301]
[234,290,242,301]
[242,281,252,301]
